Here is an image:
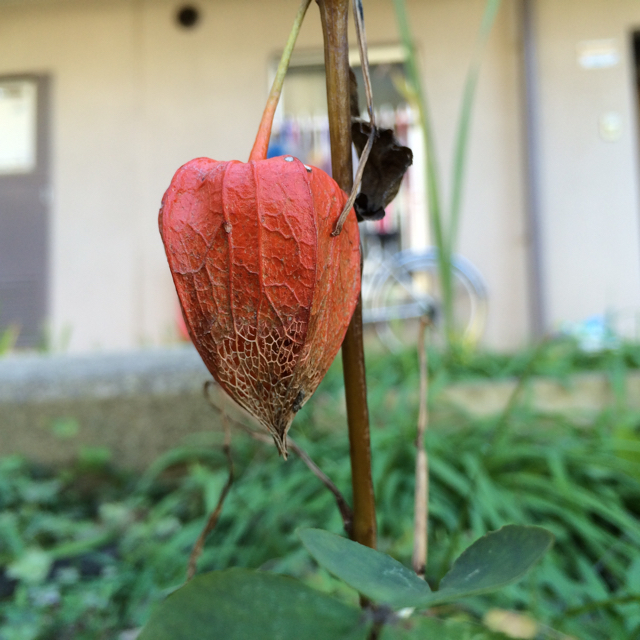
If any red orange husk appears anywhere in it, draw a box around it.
[159,154,360,455]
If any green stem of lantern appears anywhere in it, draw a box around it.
[248,0,312,162]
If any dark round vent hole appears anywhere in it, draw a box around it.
[176,5,200,29]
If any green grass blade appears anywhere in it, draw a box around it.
[392,0,452,340]
[392,0,445,252]
[448,0,502,253]
[393,0,501,344]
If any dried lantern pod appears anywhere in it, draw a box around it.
[159,154,360,456]
[159,0,360,456]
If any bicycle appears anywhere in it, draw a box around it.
[361,233,488,352]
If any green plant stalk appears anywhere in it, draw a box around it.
[317,0,377,553]
[392,0,453,343]
[393,0,501,347]
[0,324,19,354]
[448,0,502,253]
[248,0,312,162]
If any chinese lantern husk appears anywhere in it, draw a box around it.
[160,156,360,455]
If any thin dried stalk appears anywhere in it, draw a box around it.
[288,437,353,536]
[186,383,235,581]
[203,381,354,536]
[353,0,374,123]
[412,317,430,578]
[332,0,376,236]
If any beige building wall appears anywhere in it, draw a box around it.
[4,0,625,353]
[536,0,640,336]
[0,0,142,350]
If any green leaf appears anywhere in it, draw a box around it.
[380,615,509,640]
[7,548,52,584]
[431,525,554,605]
[299,526,553,610]
[298,528,431,609]
[138,568,370,640]
[50,417,80,439]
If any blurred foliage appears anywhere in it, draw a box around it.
[0,325,20,355]
[413,335,640,383]
[1,339,640,639]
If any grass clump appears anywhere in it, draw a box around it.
[1,342,640,639]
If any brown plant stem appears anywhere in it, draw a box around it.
[412,317,430,578]
[332,0,376,237]
[187,384,234,581]
[203,382,354,536]
[317,0,377,553]
[288,437,354,536]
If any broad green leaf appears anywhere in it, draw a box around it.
[7,548,52,584]
[138,568,369,640]
[298,528,431,609]
[430,525,554,605]
[381,615,509,640]
[300,526,552,610]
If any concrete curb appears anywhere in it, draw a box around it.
[441,371,640,418]
[0,347,217,469]
[2,347,639,468]
[0,346,210,403]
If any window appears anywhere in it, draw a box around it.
[270,46,427,253]
[0,79,37,175]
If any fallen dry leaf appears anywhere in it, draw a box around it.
[483,609,538,639]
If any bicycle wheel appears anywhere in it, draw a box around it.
[363,249,488,351]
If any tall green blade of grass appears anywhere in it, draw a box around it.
[392,0,450,339]
[392,0,447,327]
[392,0,501,347]
[448,0,502,255]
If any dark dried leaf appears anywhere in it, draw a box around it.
[350,67,361,120]
[349,69,413,222]
[351,122,413,221]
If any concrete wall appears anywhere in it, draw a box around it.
[0,0,146,350]
[535,0,640,335]
[0,0,638,352]
[0,346,218,469]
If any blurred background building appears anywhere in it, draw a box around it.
[1,0,640,352]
